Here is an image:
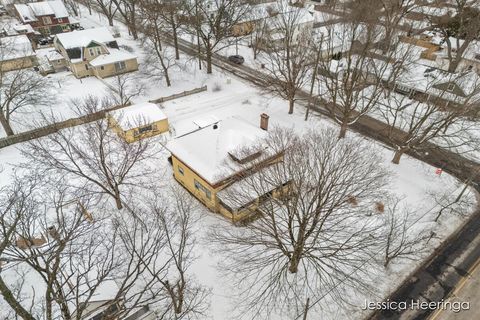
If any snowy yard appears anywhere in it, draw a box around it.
[0,68,476,319]
[0,3,478,320]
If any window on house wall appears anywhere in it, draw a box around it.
[447,83,455,92]
[178,166,184,175]
[96,47,102,55]
[42,16,52,25]
[138,125,153,134]
[88,48,95,56]
[194,179,211,199]
[114,61,126,71]
[100,66,104,70]
[57,18,63,23]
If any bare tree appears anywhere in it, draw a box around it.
[140,0,177,87]
[430,1,480,73]
[257,2,314,114]
[381,198,433,268]
[317,17,413,138]
[249,7,269,60]
[0,175,208,319]
[91,0,119,26]
[0,40,50,136]
[377,0,421,54]
[0,177,38,320]
[112,0,140,39]
[210,127,389,318]
[107,73,145,106]
[21,96,160,210]
[376,73,480,163]
[137,186,210,319]
[149,0,186,60]
[183,0,251,73]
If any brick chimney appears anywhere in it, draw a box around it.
[260,113,269,131]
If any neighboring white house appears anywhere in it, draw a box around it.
[54,27,138,78]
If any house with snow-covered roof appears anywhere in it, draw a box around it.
[54,27,138,78]
[435,38,480,73]
[0,34,37,71]
[167,115,287,223]
[14,0,71,36]
[250,1,314,48]
[107,102,169,143]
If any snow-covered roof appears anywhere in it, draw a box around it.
[0,35,34,61]
[55,27,114,49]
[15,1,68,23]
[395,63,480,103]
[14,4,36,22]
[29,1,54,16]
[239,1,314,26]
[89,49,137,66]
[110,102,167,130]
[45,49,64,61]
[90,279,119,302]
[167,116,270,185]
[2,23,35,36]
[217,162,290,211]
[47,0,68,18]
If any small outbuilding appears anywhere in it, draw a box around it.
[107,102,169,143]
[0,34,37,71]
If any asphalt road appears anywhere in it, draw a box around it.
[429,260,480,320]
[429,242,480,320]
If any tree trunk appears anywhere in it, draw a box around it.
[114,188,123,210]
[448,58,460,73]
[392,147,407,164]
[289,250,301,273]
[0,276,36,320]
[338,121,348,139]
[0,112,14,136]
[206,50,212,74]
[288,99,294,114]
[108,16,114,27]
[171,15,180,60]
[131,28,138,40]
[384,256,391,268]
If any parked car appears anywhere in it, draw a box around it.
[228,55,244,65]
[38,38,49,45]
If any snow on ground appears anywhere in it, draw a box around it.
[0,69,476,319]
[0,5,478,320]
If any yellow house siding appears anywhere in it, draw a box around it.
[171,153,286,223]
[0,56,37,72]
[107,114,168,143]
[172,156,218,210]
[232,21,255,36]
[83,44,108,61]
[92,58,139,79]
[70,62,93,78]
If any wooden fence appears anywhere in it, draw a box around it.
[149,85,207,104]
[0,86,207,149]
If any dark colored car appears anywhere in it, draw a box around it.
[228,55,245,65]
[38,38,49,45]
